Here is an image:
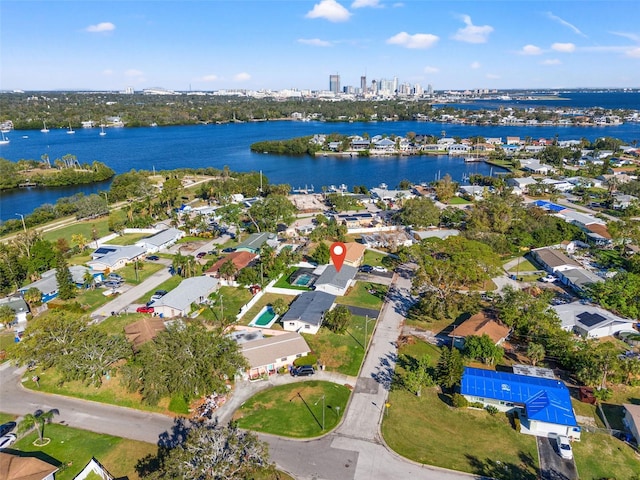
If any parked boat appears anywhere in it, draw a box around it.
[99,125,107,136]
[67,122,75,134]
[0,131,9,145]
[40,121,49,133]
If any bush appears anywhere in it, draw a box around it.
[485,405,499,416]
[452,393,468,408]
[469,402,485,408]
[169,394,190,414]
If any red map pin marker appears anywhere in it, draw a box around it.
[330,242,347,272]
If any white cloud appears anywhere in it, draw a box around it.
[423,66,440,74]
[351,0,381,8]
[551,42,576,53]
[546,12,586,37]
[85,22,115,33]
[627,47,640,58]
[518,44,543,55]
[541,59,561,65]
[386,32,439,49]
[611,31,640,43]
[297,38,333,47]
[486,73,500,79]
[125,69,143,77]
[234,72,251,82]
[306,0,351,22]
[470,61,481,69]
[452,15,493,44]
[200,74,219,82]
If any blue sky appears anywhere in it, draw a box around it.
[1,0,638,91]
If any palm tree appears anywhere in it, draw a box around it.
[18,409,59,446]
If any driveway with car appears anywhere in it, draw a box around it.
[537,436,578,480]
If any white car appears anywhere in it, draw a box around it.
[0,433,16,450]
[372,266,388,273]
[540,274,557,283]
[556,435,573,460]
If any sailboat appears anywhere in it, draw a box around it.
[464,140,482,163]
[99,125,107,136]
[0,131,9,145]
[67,122,75,134]
[40,121,49,133]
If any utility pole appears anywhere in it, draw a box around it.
[315,395,325,430]
[15,213,26,232]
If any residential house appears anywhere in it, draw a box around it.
[531,247,581,274]
[361,230,414,249]
[334,212,377,229]
[623,404,640,443]
[281,291,336,334]
[411,228,460,241]
[313,264,358,296]
[507,177,538,195]
[506,136,522,145]
[124,317,167,351]
[449,312,510,349]
[461,367,581,439]
[0,296,29,326]
[559,210,611,245]
[19,265,98,303]
[135,227,184,253]
[150,276,219,318]
[205,251,257,280]
[459,185,486,199]
[0,452,58,480]
[88,245,146,272]
[235,232,279,254]
[349,136,371,151]
[521,159,553,175]
[448,144,471,155]
[240,331,311,379]
[552,302,636,338]
[540,178,573,192]
[556,268,603,292]
[371,137,396,153]
[612,193,638,210]
[73,457,116,480]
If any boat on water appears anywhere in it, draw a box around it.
[67,122,75,134]
[0,131,9,145]
[40,121,49,133]
[99,125,107,136]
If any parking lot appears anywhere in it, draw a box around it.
[537,436,578,480]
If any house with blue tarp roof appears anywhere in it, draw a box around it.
[532,200,567,213]
[461,367,581,440]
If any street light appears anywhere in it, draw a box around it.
[314,394,325,431]
[15,213,26,232]
[364,315,375,349]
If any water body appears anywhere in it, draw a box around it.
[1,94,639,222]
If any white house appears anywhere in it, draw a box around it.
[507,177,538,195]
[238,331,312,379]
[552,302,636,338]
[281,291,336,334]
[136,227,184,253]
[313,264,357,296]
[0,296,29,327]
[150,276,219,318]
[88,245,146,272]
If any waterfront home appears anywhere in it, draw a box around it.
[150,276,219,318]
[486,137,503,145]
[370,187,414,203]
[553,302,635,338]
[349,136,371,151]
[459,185,486,199]
[448,144,472,155]
[371,137,396,153]
[313,264,358,296]
[506,136,522,145]
[521,159,554,175]
[461,367,581,440]
[281,291,336,334]
[437,137,456,146]
[135,227,184,253]
[239,330,311,379]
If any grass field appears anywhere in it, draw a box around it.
[42,216,116,244]
[12,423,156,480]
[572,431,640,479]
[448,197,471,205]
[134,275,183,304]
[234,381,351,437]
[118,261,165,285]
[336,281,386,310]
[362,249,388,267]
[104,233,149,245]
[303,315,370,376]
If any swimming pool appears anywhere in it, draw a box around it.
[292,273,315,287]
[248,305,279,328]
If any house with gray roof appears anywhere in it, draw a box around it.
[0,296,29,326]
[553,302,636,338]
[239,331,311,379]
[235,232,278,254]
[530,247,580,274]
[88,245,146,272]
[150,276,219,318]
[136,227,184,253]
[19,265,97,303]
[281,291,336,334]
[556,268,603,292]
[313,264,357,296]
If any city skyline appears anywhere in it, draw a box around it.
[1,0,638,92]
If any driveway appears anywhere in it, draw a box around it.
[537,436,578,480]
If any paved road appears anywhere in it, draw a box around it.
[1,263,475,480]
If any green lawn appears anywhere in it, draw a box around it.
[118,261,165,285]
[234,381,351,437]
[447,197,471,205]
[303,315,370,376]
[42,216,115,244]
[94,312,150,335]
[73,287,115,311]
[507,258,539,273]
[12,423,155,480]
[336,281,386,309]
[362,249,387,266]
[573,432,640,479]
[134,275,183,304]
[273,267,312,291]
[237,292,297,326]
[199,286,253,324]
[104,233,150,245]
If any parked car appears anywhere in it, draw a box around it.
[372,266,388,273]
[108,273,123,281]
[196,252,207,259]
[556,435,573,460]
[136,306,155,314]
[146,255,160,261]
[0,422,16,437]
[540,274,557,283]
[359,265,373,273]
[0,433,16,450]
[103,281,123,289]
[222,247,235,253]
[290,365,315,377]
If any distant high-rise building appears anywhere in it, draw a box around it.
[427,84,434,95]
[124,86,134,94]
[360,75,367,94]
[329,74,340,94]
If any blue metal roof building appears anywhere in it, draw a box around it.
[461,367,580,439]
[532,200,567,213]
